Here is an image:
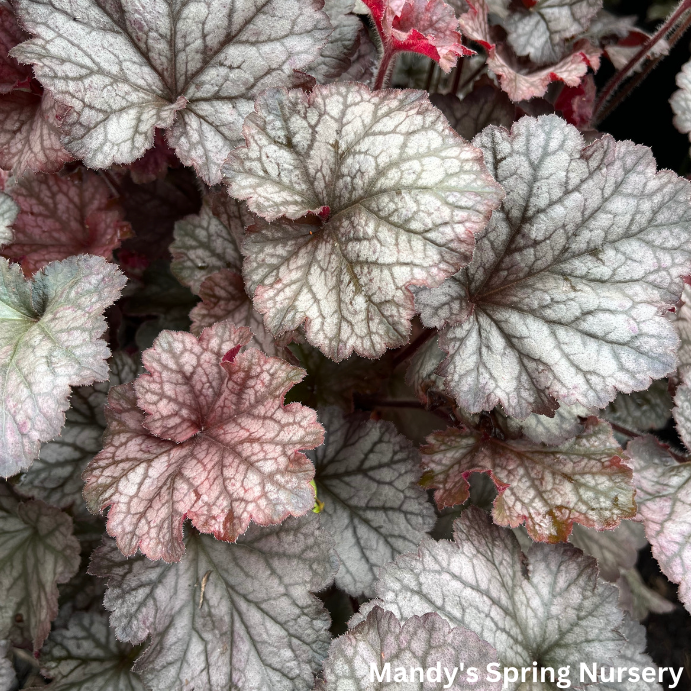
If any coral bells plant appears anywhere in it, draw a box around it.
[3,0,691,688]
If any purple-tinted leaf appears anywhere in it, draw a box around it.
[415,116,691,419]
[0,2,31,93]
[0,190,17,247]
[0,255,126,477]
[2,169,131,276]
[11,0,332,184]
[421,418,635,541]
[90,514,336,691]
[319,606,501,691]
[0,484,80,651]
[310,407,434,596]
[226,83,503,360]
[628,436,691,614]
[83,320,324,561]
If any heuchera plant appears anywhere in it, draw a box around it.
[1,0,691,688]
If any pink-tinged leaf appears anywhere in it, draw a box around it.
[628,436,691,614]
[675,284,691,385]
[190,269,280,357]
[357,507,655,686]
[10,0,332,185]
[554,73,596,128]
[0,90,73,177]
[318,607,501,691]
[83,320,324,562]
[2,169,131,276]
[414,116,691,419]
[430,82,516,140]
[501,0,602,66]
[421,418,635,542]
[170,194,246,295]
[0,255,126,477]
[459,0,601,101]
[0,484,80,651]
[124,130,179,185]
[0,189,17,247]
[0,2,31,93]
[225,83,503,360]
[90,514,336,691]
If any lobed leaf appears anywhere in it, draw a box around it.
[0,255,126,477]
[11,0,332,184]
[421,418,635,541]
[2,169,131,275]
[38,611,145,691]
[0,190,17,247]
[90,514,336,691]
[415,115,691,419]
[672,59,691,155]
[628,435,691,613]
[604,380,672,434]
[359,507,658,688]
[674,283,691,385]
[0,484,80,650]
[83,320,324,561]
[0,2,31,93]
[226,82,503,360]
[310,407,434,596]
[319,606,501,691]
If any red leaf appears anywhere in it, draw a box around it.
[2,169,132,276]
[554,73,596,128]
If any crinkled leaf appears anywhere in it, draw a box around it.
[16,353,136,515]
[11,0,332,185]
[0,255,125,477]
[0,190,17,247]
[0,3,31,93]
[124,130,179,185]
[617,568,674,622]
[84,320,323,561]
[459,0,600,101]
[502,0,602,66]
[189,269,280,356]
[170,194,246,294]
[517,403,591,446]
[361,0,472,72]
[336,26,378,84]
[405,333,446,403]
[319,606,501,691]
[628,435,691,613]
[604,380,673,433]
[0,90,73,177]
[415,115,691,419]
[0,640,16,691]
[308,0,363,83]
[672,59,691,151]
[0,485,80,650]
[226,83,503,360]
[421,418,635,541]
[361,507,654,688]
[430,83,516,141]
[2,169,131,275]
[675,283,691,384]
[39,611,144,691]
[310,407,434,597]
[673,383,691,451]
[90,514,336,691]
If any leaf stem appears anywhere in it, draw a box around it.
[392,328,436,367]
[593,0,691,123]
[374,47,396,90]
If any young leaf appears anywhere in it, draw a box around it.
[310,406,434,597]
[360,507,656,687]
[0,90,73,177]
[361,0,473,72]
[0,255,126,477]
[189,269,280,356]
[0,484,80,651]
[0,189,17,247]
[308,0,363,83]
[628,435,691,613]
[83,320,324,562]
[502,0,602,66]
[421,418,635,542]
[430,83,516,141]
[10,0,332,184]
[458,0,600,101]
[16,352,137,515]
[604,380,673,433]
[170,195,247,295]
[2,169,131,275]
[415,115,691,419]
[517,403,591,446]
[38,611,144,691]
[90,514,336,691]
[318,606,501,691]
[226,83,503,360]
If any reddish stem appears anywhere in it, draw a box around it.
[374,46,396,90]
[593,0,691,121]
[392,328,436,367]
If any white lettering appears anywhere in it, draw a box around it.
[370,662,390,683]
[580,664,597,683]
[444,668,459,689]
[487,663,501,683]
[668,668,684,689]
